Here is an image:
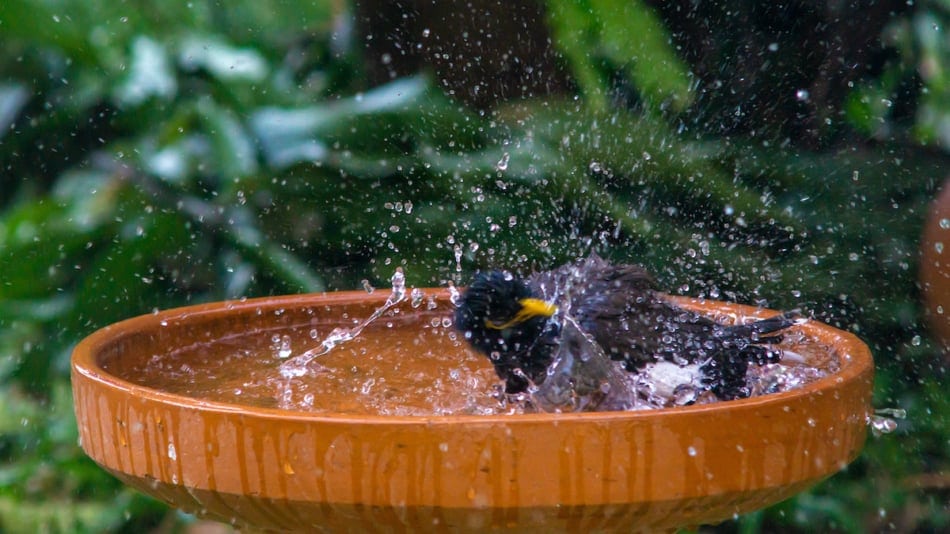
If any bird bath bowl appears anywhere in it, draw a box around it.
[72,290,873,532]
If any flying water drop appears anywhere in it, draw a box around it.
[495,152,510,171]
[409,287,424,308]
[867,407,906,437]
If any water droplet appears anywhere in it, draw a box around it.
[768,42,779,52]
[935,242,944,254]
[410,287,425,308]
[940,218,950,229]
[167,443,177,460]
[495,152,510,171]
[868,415,898,436]
[362,279,375,293]
[361,378,376,394]
[687,446,697,457]
[875,407,907,419]
[277,335,293,359]
[422,28,431,38]
[796,89,810,101]
[389,267,406,303]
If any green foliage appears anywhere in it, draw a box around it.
[844,0,950,150]
[0,0,947,532]
[546,0,694,113]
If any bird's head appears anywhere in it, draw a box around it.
[455,272,557,388]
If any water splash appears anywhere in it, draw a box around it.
[447,281,460,306]
[279,268,408,379]
[530,313,640,412]
[868,407,906,437]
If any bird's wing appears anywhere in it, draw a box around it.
[530,255,795,373]
[557,260,694,368]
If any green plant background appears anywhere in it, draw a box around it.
[1,1,948,532]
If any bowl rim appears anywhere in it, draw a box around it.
[71,289,874,426]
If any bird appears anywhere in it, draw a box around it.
[454,253,799,412]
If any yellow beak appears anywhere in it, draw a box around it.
[485,298,557,330]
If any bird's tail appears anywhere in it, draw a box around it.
[723,310,802,343]
[703,310,803,399]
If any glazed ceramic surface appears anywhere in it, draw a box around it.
[920,180,950,353]
[72,290,873,532]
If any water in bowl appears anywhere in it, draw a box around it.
[112,292,839,416]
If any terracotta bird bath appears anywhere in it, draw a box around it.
[71,290,873,532]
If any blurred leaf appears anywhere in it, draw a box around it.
[0,173,120,300]
[114,36,177,106]
[196,97,259,180]
[222,206,326,293]
[546,0,694,111]
[0,295,74,323]
[0,0,97,65]
[0,495,125,533]
[0,83,29,139]
[0,386,44,436]
[250,76,436,167]
[179,35,269,82]
[67,207,196,332]
[590,0,693,111]
[546,1,609,110]
[844,84,890,137]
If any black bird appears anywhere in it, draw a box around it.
[455,254,798,411]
